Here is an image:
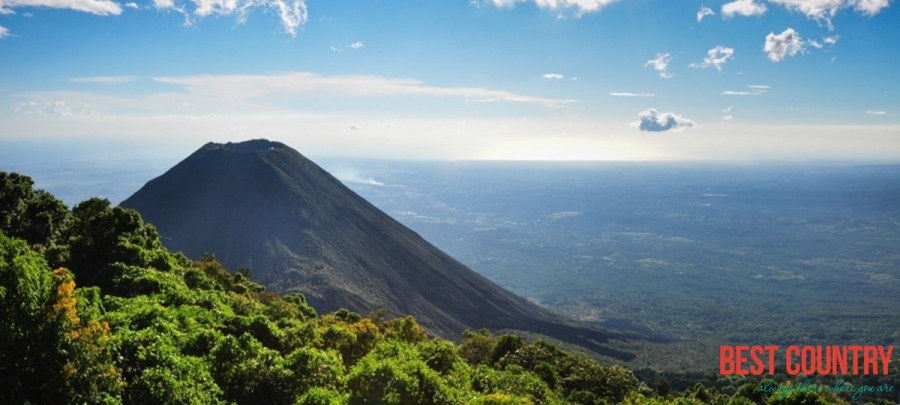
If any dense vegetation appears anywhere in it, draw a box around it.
[0,171,893,404]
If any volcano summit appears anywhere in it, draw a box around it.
[121,139,632,360]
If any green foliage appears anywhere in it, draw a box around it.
[383,315,429,344]
[210,333,296,405]
[0,172,70,249]
[0,232,65,402]
[346,340,464,405]
[472,364,560,405]
[558,357,639,404]
[461,329,496,366]
[468,392,535,405]
[766,390,830,405]
[67,197,172,290]
[296,387,346,405]
[490,334,524,365]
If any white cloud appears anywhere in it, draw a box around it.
[0,25,9,38]
[853,0,890,15]
[149,0,307,36]
[768,0,890,30]
[0,0,122,15]
[148,72,577,108]
[721,0,767,18]
[13,100,94,116]
[348,41,364,49]
[644,53,673,79]
[124,1,137,8]
[764,28,805,62]
[722,115,734,121]
[480,0,619,16]
[70,75,138,84]
[823,35,840,45]
[866,110,887,115]
[610,92,655,97]
[690,45,735,71]
[808,40,823,49]
[723,106,733,113]
[696,5,714,21]
[631,108,695,132]
[151,0,173,9]
[542,73,565,79]
[723,86,767,96]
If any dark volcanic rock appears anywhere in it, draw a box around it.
[121,139,633,360]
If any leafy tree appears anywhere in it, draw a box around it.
[460,329,495,366]
[347,340,463,405]
[0,232,63,403]
[67,197,172,291]
[0,172,70,255]
[490,334,524,366]
[559,357,639,404]
[210,333,296,405]
[383,315,429,344]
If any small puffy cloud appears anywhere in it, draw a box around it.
[125,1,138,8]
[0,25,9,38]
[610,92,655,97]
[348,41,364,49]
[690,45,735,71]
[747,85,769,91]
[723,106,733,113]
[0,0,122,15]
[721,0,767,18]
[768,0,890,29]
[542,73,565,79]
[764,28,805,62]
[866,110,887,115]
[644,53,673,79]
[722,91,757,95]
[632,108,696,132]
[479,0,620,16]
[824,35,840,45]
[854,0,891,15]
[808,40,823,49]
[697,5,714,21]
[70,75,137,84]
[722,115,734,121]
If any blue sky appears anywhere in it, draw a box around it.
[1,0,898,160]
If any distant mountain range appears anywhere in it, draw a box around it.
[121,139,633,360]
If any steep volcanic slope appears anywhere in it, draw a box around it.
[121,139,633,360]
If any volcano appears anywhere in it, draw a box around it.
[121,139,633,360]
